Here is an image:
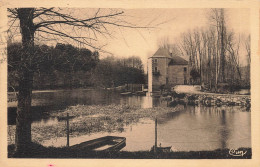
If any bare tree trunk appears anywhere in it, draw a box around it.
[15,8,35,154]
[15,70,33,153]
[220,11,226,82]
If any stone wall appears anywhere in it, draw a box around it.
[168,65,189,86]
[152,57,170,89]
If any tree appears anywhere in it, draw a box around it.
[244,35,250,86]
[190,68,200,85]
[209,9,228,83]
[92,56,144,88]
[7,7,148,154]
[226,32,241,83]
[52,43,98,88]
[177,9,248,92]
[8,42,99,90]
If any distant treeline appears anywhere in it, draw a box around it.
[8,43,145,91]
[92,56,145,88]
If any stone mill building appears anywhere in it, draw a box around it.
[148,48,189,92]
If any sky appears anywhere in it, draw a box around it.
[8,8,250,71]
[97,8,250,71]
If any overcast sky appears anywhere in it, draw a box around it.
[98,8,250,71]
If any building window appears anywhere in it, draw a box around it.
[155,67,158,72]
[154,59,157,63]
[184,67,187,72]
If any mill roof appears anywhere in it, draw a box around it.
[168,55,188,65]
[149,47,188,65]
[151,48,172,58]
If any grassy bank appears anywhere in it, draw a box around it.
[8,143,251,159]
[8,104,184,145]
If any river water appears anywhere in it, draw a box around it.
[8,88,251,151]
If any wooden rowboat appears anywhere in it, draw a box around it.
[150,145,172,153]
[70,136,126,153]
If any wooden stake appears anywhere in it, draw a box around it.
[154,118,157,154]
[67,113,69,147]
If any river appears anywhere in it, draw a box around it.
[8,88,251,152]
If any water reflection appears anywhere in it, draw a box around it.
[220,109,228,148]
[8,89,165,124]
[156,105,250,151]
[41,105,250,152]
[141,94,153,108]
[8,89,251,151]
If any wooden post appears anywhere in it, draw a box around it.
[154,118,157,154]
[67,113,69,147]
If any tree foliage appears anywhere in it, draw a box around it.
[8,42,99,90]
[92,56,145,88]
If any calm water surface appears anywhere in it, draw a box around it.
[8,89,251,151]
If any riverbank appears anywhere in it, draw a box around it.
[8,143,251,159]
[8,104,184,145]
[170,92,251,108]
[7,87,96,103]
[157,85,251,108]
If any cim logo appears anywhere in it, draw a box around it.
[229,149,247,157]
